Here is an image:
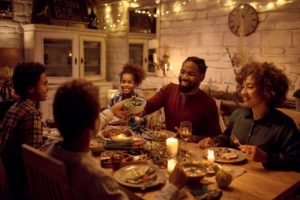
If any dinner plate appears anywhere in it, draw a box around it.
[204,147,246,163]
[142,130,176,141]
[113,165,167,189]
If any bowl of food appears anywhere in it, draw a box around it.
[124,97,146,115]
[182,163,207,182]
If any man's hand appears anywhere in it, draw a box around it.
[239,145,267,163]
[198,137,214,149]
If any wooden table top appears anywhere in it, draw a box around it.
[108,143,300,200]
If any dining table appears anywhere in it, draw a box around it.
[42,127,300,200]
[102,142,300,200]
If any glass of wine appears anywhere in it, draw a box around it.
[179,121,192,157]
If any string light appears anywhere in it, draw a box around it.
[97,0,292,31]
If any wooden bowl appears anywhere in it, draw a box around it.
[182,163,207,182]
[124,97,146,114]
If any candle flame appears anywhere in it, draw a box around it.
[207,150,215,162]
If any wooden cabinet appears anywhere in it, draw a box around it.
[22,24,113,120]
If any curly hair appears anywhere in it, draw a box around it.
[119,63,146,86]
[53,79,100,139]
[12,62,45,98]
[183,56,207,74]
[236,61,289,107]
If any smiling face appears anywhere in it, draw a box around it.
[240,75,266,108]
[120,73,136,95]
[178,61,204,94]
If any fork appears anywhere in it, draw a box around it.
[230,134,241,147]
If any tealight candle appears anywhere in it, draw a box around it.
[207,149,215,164]
[166,137,179,158]
[167,159,177,174]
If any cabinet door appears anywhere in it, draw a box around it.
[37,32,79,81]
[129,39,155,74]
[79,35,106,81]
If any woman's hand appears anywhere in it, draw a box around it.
[239,145,267,163]
[198,137,214,149]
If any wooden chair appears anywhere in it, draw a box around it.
[21,144,73,200]
[215,99,227,132]
[0,158,10,200]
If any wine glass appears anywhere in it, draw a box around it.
[179,121,192,157]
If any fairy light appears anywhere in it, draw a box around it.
[277,0,286,6]
[97,0,292,31]
[174,2,182,13]
[266,2,276,9]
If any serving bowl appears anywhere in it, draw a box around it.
[182,163,207,182]
[123,97,146,114]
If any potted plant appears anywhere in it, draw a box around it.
[293,89,300,111]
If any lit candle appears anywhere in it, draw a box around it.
[207,150,215,164]
[167,159,177,174]
[166,137,179,158]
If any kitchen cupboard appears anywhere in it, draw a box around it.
[22,24,113,120]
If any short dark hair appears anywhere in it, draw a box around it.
[183,56,207,74]
[236,61,289,107]
[12,62,45,98]
[119,63,146,86]
[53,79,100,139]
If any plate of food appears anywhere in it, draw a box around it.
[98,126,134,141]
[114,165,167,189]
[142,130,176,141]
[204,147,246,163]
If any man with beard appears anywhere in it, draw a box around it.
[143,56,221,140]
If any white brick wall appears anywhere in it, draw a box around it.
[157,0,300,98]
[0,0,299,99]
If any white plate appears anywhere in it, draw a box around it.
[142,130,176,141]
[204,147,246,163]
[113,165,167,189]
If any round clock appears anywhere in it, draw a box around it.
[228,4,259,36]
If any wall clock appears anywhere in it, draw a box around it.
[228,4,259,36]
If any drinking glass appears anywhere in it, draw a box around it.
[179,121,192,156]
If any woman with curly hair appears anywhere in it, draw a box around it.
[199,61,300,171]
[109,63,146,106]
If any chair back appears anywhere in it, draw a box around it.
[0,157,10,200]
[215,99,227,132]
[21,144,72,200]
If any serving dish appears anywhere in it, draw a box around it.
[182,163,207,182]
[142,130,176,141]
[123,97,146,114]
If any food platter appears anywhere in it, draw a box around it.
[97,126,133,141]
[114,165,167,189]
[142,130,176,141]
[204,147,246,163]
